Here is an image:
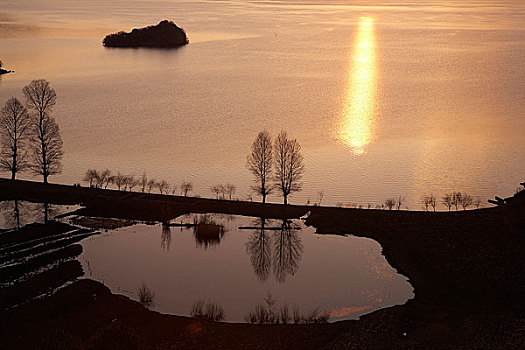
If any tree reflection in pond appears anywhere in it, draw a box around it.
[245,217,272,282]
[1,200,27,229]
[161,221,172,251]
[246,219,304,283]
[273,220,303,284]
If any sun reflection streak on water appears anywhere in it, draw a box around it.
[340,17,377,155]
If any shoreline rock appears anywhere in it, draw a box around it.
[102,20,189,48]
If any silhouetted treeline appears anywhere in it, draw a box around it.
[103,20,189,48]
[81,169,192,196]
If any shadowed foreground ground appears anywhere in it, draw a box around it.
[0,179,524,349]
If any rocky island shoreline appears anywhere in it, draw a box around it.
[102,20,189,48]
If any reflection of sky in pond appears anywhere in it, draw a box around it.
[79,214,413,322]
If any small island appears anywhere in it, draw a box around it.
[0,60,13,75]
[102,20,189,48]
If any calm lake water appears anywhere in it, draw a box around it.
[78,214,413,322]
[0,0,524,207]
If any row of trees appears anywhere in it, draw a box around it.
[82,169,193,196]
[247,131,304,205]
[210,183,236,200]
[0,80,63,182]
[422,191,481,212]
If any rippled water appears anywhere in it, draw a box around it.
[78,214,413,322]
[0,0,524,207]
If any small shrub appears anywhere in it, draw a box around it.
[137,282,155,309]
[190,299,225,321]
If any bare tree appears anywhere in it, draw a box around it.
[23,80,63,183]
[147,178,156,193]
[93,169,111,188]
[429,194,437,212]
[140,172,148,192]
[217,184,226,199]
[421,194,430,211]
[385,198,395,210]
[452,192,459,211]
[114,172,126,190]
[225,183,236,200]
[460,193,473,210]
[157,180,169,194]
[247,131,273,203]
[0,98,32,179]
[273,131,304,205]
[127,174,139,191]
[474,197,483,209]
[82,169,99,187]
[211,185,221,199]
[442,193,453,212]
[395,196,404,210]
[99,169,112,189]
[181,181,193,196]
[317,191,324,206]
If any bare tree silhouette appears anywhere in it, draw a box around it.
[211,185,221,199]
[181,181,192,196]
[384,198,395,210]
[460,193,473,210]
[157,180,169,194]
[146,178,157,193]
[114,172,126,190]
[140,172,148,192]
[442,193,453,211]
[83,169,99,187]
[274,131,304,205]
[273,220,303,283]
[396,196,404,210]
[225,183,236,200]
[245,217,272,282]
[0,98,32,180]
[247,131,273,203]
[23,80,63,183]
[126,174,139,191]
[452,191,463,211]
[99,169,112,189]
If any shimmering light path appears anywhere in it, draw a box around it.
[340,17,377,154]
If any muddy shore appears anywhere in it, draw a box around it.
[0,179,524,349]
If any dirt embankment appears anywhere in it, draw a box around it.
[0,179,524,349]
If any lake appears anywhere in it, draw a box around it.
[0,0,524,207]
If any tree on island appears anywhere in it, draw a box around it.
[0,98,32,180]
[247,131,273,203]
[273,131,304,205]
[23,80,63,183]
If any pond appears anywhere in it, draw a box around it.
[78,213,414,322]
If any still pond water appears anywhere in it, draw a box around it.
[78,214,413,322]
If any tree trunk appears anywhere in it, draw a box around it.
[283,195,288,205]
[262,194,266,204]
